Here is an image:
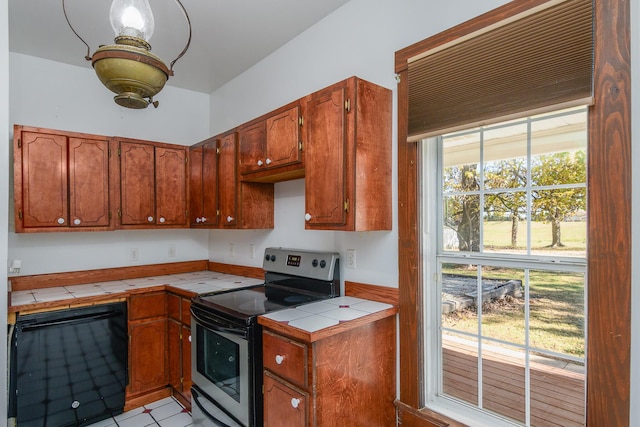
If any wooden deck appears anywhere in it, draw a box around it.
[442,339,585,427]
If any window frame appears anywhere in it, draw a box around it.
[422,113,588,425]
[394,0,631,426]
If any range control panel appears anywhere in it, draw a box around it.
[263,247,340,281]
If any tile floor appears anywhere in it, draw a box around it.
[86,397,192,427]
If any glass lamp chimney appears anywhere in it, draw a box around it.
[109,0,155,42]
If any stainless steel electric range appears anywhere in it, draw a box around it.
[190,247,340,427]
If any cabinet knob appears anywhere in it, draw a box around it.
[196,217,202,223]
[147,216,154,222]
[57,217,65,225]
[201,217,207,222]
[257,160,264,166]
[275,354,284,365]
[291,398,300,409]
[266,158,272,165]
[304,213,312,221]
[227,216,234,223]
[159,217,166,223]
[188,335,191,343]
[73,218,81,225]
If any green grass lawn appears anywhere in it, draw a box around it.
[441,228,586,359]
[483,220,586,252]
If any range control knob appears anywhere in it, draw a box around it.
[270,254,276,262]
[312,259,318,267]
[265,254,270,261]
[320,260,326,268]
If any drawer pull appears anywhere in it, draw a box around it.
[275,354,285,365]
[291,398,300,409]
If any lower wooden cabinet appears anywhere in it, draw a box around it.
[264,372,308,427]
[261,313,396,426]
[127,292,168,406]
[167,292,193,408]
[129,318,167,395]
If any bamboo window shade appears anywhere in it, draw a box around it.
[407,0,593,141]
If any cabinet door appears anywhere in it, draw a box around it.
[189,145,204,225]
[129,319,167,394]
[218,133,237,228]
[264,373,307,427]
[239,120,265,175]
[68,137,110,227]
[156,146,188,226]
[182,324,192,393]
[120,141,155,225]
[201,141,219,226]
[304,86,348,226]
[168,319,182,392]
[265,106,301,169]
[20,131,68,228]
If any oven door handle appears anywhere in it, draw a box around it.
[191,308,247,338]
[192,386,237,427]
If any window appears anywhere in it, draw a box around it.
[423,108,587,426]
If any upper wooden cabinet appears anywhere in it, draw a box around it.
[13,125,115,232]
[239,103,304,183]
[189,132,274,230]
[189,138,218,227]
[117,138,188,228]
[303,77,392,231]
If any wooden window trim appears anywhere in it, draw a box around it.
[395,0,631,425]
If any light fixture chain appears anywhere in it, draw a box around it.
[168,0,192,75]
[62,0,92,61]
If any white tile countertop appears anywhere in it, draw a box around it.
[10,271,264,307]
[260,296,395,333]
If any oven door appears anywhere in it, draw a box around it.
[191,307,249,427]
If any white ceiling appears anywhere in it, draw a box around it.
[9,0,351,94]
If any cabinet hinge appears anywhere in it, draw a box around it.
[18,210,23,220]
[298,116,304,126]
[344,199,350,212]
[345,98,351,112]
[117,208,122,218]
[117,148,121,156]
[216,147,220,155]
[109,211,112,220]
[17,138,22,149]
[180,377,184,384]
[299,141,303,152]
[216,209,221,217]
[395,74,401,83]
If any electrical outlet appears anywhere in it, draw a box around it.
[129,248,139,262]
[168,244,176,257]
[249,244,256,259]
[229,243,235,257]
[346,249,356,269]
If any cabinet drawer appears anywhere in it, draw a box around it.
[167,293,181,321]
[129,292,167,320]
[181,297,191,325]
[263,331,307,387]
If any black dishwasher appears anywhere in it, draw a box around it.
[9,302,128,427]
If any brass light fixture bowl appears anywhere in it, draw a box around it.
[92,43,171,109]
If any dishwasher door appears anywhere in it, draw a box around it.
[9,302,128,427]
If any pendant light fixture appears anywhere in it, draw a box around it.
[63,0,192,109]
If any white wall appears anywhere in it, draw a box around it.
[207,0,509,289]
[7,53,212,276]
